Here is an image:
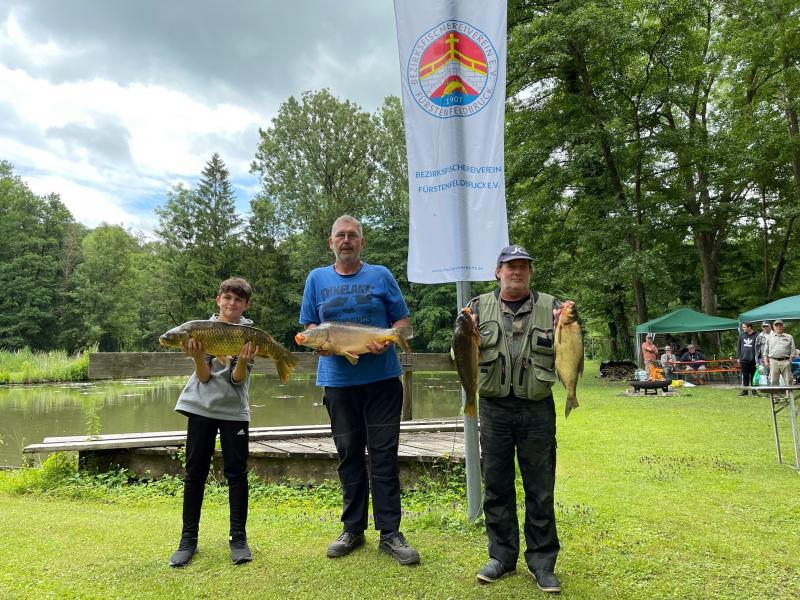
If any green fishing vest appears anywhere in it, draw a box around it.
[474,290,558,400]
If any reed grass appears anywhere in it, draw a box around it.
[0,346,94,384]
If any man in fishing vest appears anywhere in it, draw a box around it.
[469,244,562,594]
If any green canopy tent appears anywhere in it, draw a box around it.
[635,308,740,365]
[738,295,800,324]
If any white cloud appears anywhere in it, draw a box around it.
[23,173,155,231]
[0,62,268,233]
[0,1,400,234]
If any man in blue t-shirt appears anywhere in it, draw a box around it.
[299,214,419,566]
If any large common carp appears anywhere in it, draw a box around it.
[554,300,584,417]
[159,320,297,383]
[294,322,413,365]
[452,307,479,418]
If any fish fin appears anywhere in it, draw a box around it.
[343,352,359,365]
[565,396,579,418]
[578,354,585,377]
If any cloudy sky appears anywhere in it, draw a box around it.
[0,0,401,234]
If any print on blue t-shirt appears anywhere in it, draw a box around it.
[319,281,384,324]
[299,263,409,387]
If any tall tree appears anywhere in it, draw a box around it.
[156,154,243,323]
[250,89,380,272]
[61,225,143,351]
[0,162,75,350]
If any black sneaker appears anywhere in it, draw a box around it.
[326,531,365,558]
[739,390,749,396]
[229,535,252,565]
[168,539,197,568]
[529,567,561,593]
[476,558,515,583]
[378,531,420,565]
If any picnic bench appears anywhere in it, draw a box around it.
[670,358,740,384]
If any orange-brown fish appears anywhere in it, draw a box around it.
[294,322,412,365]
[159,320,297,383]
[554,300,584,417]
[452,307,479,417]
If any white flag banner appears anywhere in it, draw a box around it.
[394,0,509,283]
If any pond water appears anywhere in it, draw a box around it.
[0,373,462,467]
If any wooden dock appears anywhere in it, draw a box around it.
[23,419,467,486]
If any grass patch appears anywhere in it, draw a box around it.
[1,368,800,598]
[0,346,94,384]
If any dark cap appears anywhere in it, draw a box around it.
[773,319,784,325]
[762,321,771,327]
[497,245,533,266]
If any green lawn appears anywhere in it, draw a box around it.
[1,369,799,599]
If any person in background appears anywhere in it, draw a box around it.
[791,349,800,383]
[756,321,772,376]
[679,344,706,381]
[660,345,677,381]
[641,334,659,366]
[737,322,758,396]
[764,319,796,387]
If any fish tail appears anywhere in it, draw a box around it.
[275,357,295,384]
[394,324,413,354]
[464,397,478,418]
[565,395,579,418]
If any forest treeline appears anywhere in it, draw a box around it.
[1,1,798,359]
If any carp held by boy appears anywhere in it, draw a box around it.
[159,320,297,383]
[554,300,584,417]
[294,322,413,364]
[451,307,479,417]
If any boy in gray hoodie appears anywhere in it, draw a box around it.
[169,277,257,568]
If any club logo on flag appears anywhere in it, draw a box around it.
[407,20,498,119]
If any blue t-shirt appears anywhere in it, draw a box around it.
[299,262,409,387]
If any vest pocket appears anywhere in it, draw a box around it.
[528,351,557,400]
[476,320,505,397]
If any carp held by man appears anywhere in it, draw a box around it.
[554,300,584,417]
[451,307,479,417]
[294,322,413,365]
[159,320,297,383]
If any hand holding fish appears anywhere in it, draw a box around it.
[237,341,260,361]
[232,341,259,383]
[366,340,392,354]
[180,338,205,359]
